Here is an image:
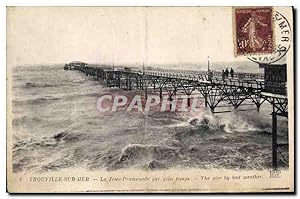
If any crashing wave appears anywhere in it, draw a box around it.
[180,110,271,134]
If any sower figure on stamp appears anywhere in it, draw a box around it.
[242,11,268,52]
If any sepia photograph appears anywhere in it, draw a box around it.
[6,6,294,193]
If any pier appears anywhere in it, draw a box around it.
[65,62,288,169]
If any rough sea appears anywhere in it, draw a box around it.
[11,64,289,173]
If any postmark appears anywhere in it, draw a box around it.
[247,11,292,64]
[234,7,274,56]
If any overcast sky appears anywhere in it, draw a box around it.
[7,7,251,66]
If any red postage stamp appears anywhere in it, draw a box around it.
[233,7,274,56]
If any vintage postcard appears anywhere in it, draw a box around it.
[6,6,294,193]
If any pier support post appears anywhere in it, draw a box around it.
[136,78,139,90]
[234,104,238,110]
[128,77,132,91]
[169,91,177,111]
[117,77,121,88]
[187,95,191,107]
[159,88,163,99]
[211,107,215,115]
[140,80,144,90]
[257,104,260,112]
[169,95,173,111]
[272,112,278,169]
[145,87,148,100]
[126,77,129,90]
[204,93,208,107]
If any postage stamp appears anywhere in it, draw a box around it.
[233,7,274,56]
